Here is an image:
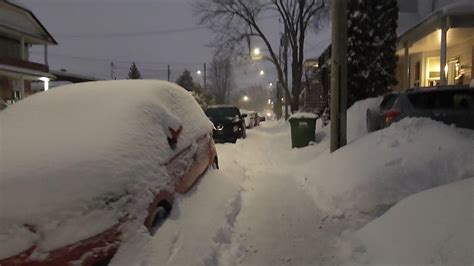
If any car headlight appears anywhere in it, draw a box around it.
[233,125,239,132]
[215,124,224,131]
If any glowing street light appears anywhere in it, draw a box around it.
[253,48,261,56]
[259,70,265,76]
[267,99,272,104]
[243,95,249,102]
[269,82,273,87]
[196,70,202,75]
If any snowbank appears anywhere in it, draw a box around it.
[346,96,381,142]
[0,80,213,258]
[340,178,474,265]
[296,117,474,215]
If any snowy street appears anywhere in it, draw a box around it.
[111,100,474,266]
[112,122,348,266]
[107,107,374,265]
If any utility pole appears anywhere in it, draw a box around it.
[167,64,171,81]
[330,0,348,152]
[283,25,289,120]
[275,33,284,120]
[110,61,115,80]
[203,63,207,90]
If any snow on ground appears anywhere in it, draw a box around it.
[112,96,473,265]
[339,178,474,265]
[111,162,246,266]
[296,117,474,216]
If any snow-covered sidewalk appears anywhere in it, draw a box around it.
[111,122,348,265]
[111,98,474,266]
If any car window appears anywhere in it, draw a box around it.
[380,94,397,110]
[205,107,240,117]
[407,90,474,110]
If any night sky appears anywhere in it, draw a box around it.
[16,0,330,89]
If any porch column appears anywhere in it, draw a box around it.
[20,36,25,60]
[44,44,49,66]
[440,19,448,86]
[403,42,410,88]
[19,78,25,99]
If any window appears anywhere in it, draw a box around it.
[380,94,397,110]
[426,57,440,86]
[447,58,461,85]
[408,90,474,110]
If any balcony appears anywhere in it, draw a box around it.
[0,57,49,73]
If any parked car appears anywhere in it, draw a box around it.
[0,80,218,265]
[206,105,246,143]
[240,109,255,129]
[258,113,266,122]
[249,111,259,127]
[367,86,474,132]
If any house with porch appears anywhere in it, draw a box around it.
[302,0,474,111]
[396,0,474,90]
[0,0,57,103]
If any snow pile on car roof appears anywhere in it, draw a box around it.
[340,178,474,265]
[0,80,213,258]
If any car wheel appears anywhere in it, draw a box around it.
[147,201,172,234]
[366,109,377,133]
[212,156,219,169]
[230,137,237,144]
[241,127,247,139]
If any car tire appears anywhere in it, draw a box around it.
[241,126,247,139]
[230,137,237,144]
[212,156,219,169]
[147,201,172,234]
[366,109,377,133]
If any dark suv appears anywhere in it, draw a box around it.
[205,105,246,143]
[367,86,474,132]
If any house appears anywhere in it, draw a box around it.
[302,0,474,110]
[0,0,57,103]
[395,0,474,89]
[300,58,329,114]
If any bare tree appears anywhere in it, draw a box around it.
[209,54,234,104]
[194,0,327,113]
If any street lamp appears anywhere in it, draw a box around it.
[259,70,265,76]
[196,70,202,75]
[253,48,261,56]
[269,82,273,87]
[267,99,272,104]
[243,95,249,102]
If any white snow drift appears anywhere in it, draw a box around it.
[341,177,474,265]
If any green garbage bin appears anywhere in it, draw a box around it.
[289,114,317,148]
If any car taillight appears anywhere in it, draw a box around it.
[385,108,400,124]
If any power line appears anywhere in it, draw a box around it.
[29,51,206,66]
[50,14,280,39]
[54,26,205,39]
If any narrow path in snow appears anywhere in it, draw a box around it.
[111,122,346,266]
[215,123,343,265]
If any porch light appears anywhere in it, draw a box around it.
[39,77,50,91]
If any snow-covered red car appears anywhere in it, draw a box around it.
[0,80,218,265]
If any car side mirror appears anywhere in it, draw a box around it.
[242,114,248,118]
